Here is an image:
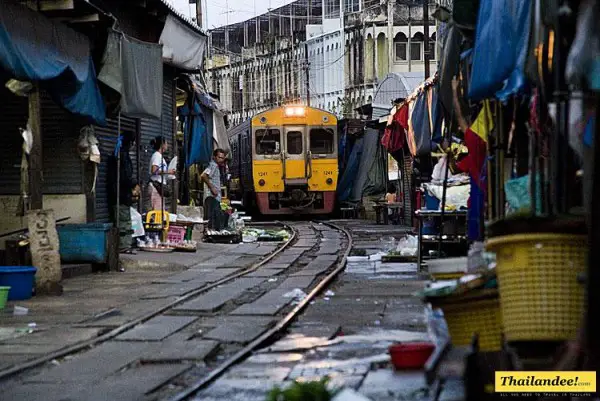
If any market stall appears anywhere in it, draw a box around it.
[413,0,597,399]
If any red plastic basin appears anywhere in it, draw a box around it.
[389,342,435,370]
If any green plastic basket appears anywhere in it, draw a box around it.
[0,286,10,309]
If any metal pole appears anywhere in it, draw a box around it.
[196,0,203,28]
[423,0,430,79]
[305,42,310,106]
[408,8,412,72]
[116,112,121,249]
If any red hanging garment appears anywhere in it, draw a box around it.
[381,104,407,153]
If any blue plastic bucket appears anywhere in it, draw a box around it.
[0,266,37,300]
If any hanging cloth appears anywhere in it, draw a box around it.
[180,100,211,167]
[382,105,406,153]
[468,0,533,101]
[16,120,33,217]
[98,30,164,119]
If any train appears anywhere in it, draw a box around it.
[227,106,339,215]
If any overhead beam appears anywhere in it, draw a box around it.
[25,0,75,11]
[57,13,100,23]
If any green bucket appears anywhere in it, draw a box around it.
[0,286,10,309]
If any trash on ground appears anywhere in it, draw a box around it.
[268,278,278,282]
[332,389,373,401]
[325,290,335,297]
[283,288,307,304]
[395,235,418,257]
[13,306,28,316]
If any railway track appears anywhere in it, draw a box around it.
[1,220,353,401]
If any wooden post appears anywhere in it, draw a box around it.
[29,87,43,210]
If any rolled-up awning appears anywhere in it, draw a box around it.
[0,0,106,124]
[159,14,207,71]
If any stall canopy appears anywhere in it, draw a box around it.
[372,72,423,120]
[160,14,207,71]
[0,0,106,124]
[98,30,164,119]
[468,0,532,101]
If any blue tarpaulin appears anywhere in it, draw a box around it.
[468,0,532,101]
[180,100,211,167]
[0,1,106,124]
[337,137,364,202]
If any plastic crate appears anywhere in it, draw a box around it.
[167,226,186,243]
[57,223,112,263]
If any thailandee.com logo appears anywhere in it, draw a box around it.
[495,372,596,394]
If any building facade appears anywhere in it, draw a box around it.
[207,0,438,126]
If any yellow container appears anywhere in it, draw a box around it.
[486,233,586,342]
[434,296,503,352]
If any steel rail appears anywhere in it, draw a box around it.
[166,220,353,401]
[0,222,297,382]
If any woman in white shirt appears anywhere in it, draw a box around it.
[148,136,175,211]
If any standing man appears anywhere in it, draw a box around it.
[108,131,140,255]
[200,149,227,230]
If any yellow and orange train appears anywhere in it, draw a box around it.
[227,106,339,215]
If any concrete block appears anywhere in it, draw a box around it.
[116,315,198,341]
[174,278,264,312]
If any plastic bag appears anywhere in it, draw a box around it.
[397,235,418,257]
[130,207,145,238]
[425,304,450,346]
[504,174,541,215]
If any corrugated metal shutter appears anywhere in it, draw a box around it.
[0,89,83,196]
[139,75,175,211]
[41,93,84,194]
[94,115,138,223]
[0,87,28,195]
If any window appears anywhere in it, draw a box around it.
[394,33,407,62]
[324,0,340,19]
[310,128,335,154]
[344,0,360,13]
[255,129,281,155]
[410,42,422,61]
[287,131,303,155]
[395,43,407,61]
[428,36,436,60]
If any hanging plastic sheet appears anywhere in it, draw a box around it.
[0,0,105,124]
[428,86,444,146]
[566,0,600,90]
[452,0,480,31]
[337,137,364,202]
[351,129,385,202]
[438,23,464,116]
[180,100,211,167]
[406,92,431,157]
[468,0,532,101]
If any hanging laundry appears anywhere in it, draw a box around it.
[99,30,163,119]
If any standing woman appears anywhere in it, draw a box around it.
[148,136,175,211]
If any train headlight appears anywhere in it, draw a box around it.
[326,178,333,185]
[284,106,306,117]
[259,179,266,186]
